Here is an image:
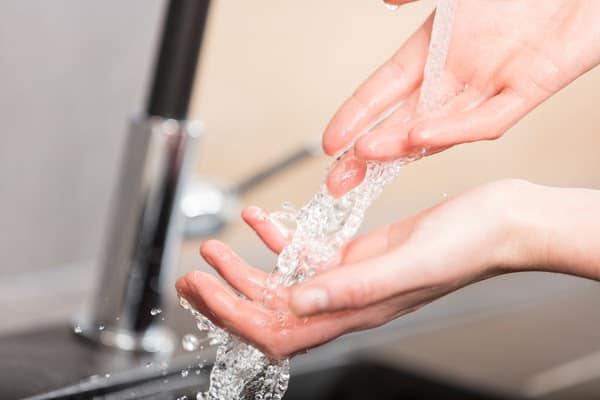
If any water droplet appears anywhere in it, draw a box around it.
[182,334,200,351]
[255,209,268,221]
[98,325,105,331]
[196,320,209,331]
[150,308,162,316]
[177,396,188,400]
[179,296,191,310]
[145,361,153,368]
[104,373,111,378]
[442,192,448,198]
[181,369,189,378]
[73,325,82,334]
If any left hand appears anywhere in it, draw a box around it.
[176,179,539,359]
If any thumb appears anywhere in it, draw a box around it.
[289,248,434,316]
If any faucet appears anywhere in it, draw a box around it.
[74,0,317,353]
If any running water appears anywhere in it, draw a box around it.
[181,1,457,399]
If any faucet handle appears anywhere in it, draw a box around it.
[182,140,321,238]
[229,139,321,196]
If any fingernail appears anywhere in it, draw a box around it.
[327,158,366,198]
[291,287,329,316]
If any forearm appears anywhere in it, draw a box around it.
[512,182,600,280]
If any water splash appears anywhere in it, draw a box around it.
[150,307,163,316]
[182,333,201,352]
[181,1,457,399]
[384,3,399,12]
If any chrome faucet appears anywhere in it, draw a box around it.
[74,0,317,353]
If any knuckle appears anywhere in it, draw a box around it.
[263,335,291,360]
[485,128,504,140]
[365,314,389,330]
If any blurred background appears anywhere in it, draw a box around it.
[1,0,599,399]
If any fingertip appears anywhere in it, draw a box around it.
[242,205,266,223]
[241,206,254,222]
[176,270,204,300]
[199,239,225,262]
[326,158,366,198]
[175,275,189,297]
[322,98,368,157]
[321,134,338,156]
[199,238,216,255]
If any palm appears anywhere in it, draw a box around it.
[324,0,600,197]
[176,180,522,359]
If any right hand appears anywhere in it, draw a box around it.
[324,0,600,197]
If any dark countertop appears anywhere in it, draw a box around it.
[2,271,599,400]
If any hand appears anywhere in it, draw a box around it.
[176,179,580,359]
[325,0,600,197]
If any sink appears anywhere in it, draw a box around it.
[285,359,516,400]
[3,321,517,400]
[4,273,600,400]
[22,356,517,400]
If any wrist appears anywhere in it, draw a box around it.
[503,182,600,279]
[483,179,545,273]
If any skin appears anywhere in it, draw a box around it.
[177,179,600,359]
[326,0,600,197]
[176,1,600,359]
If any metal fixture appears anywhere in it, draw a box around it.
[182,141,319,238]
[74,0,211,352]
[74,0,318,352]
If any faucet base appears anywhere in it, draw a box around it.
[72,318,176,353]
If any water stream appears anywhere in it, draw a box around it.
[181,1,457,399]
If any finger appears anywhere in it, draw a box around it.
[325,150,367,198]
[178,270,413,359]
[408,89,527,150]
[325,94,416,196]
[242,206,291,254]
[322,15,433,156]
[177,271,275,343]
[341,224,393,264]
[200,240,268,300]
[354,84,485,160]
[354,119,418,161]
[289,246,438,317]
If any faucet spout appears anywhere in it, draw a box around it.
[76,117,201,352]
[74,0,211,353]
